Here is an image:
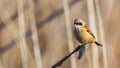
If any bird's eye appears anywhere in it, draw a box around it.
[78,22,82,25]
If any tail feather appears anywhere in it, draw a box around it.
[95,41,103,47]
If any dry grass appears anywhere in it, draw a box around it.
[0,0,120,68]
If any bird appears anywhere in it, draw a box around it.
[74,18,102,59]
[74,18,103,47]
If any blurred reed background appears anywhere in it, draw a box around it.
[0,0,120,68]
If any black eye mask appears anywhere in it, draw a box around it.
[74,22,83,26]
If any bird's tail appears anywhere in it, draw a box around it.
[94,41,103,47]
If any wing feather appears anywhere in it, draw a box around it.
[84,24,95,38]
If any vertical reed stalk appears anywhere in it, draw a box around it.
[17,0,28,68]
[95,0,108,68]
[28,0,43,68]
[87,0,100,68]
[62,0,77,68]
[0,60,3,68]
[86,50,92,68]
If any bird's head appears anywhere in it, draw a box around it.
[74,18,86,28]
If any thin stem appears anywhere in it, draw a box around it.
[95,0,108,68]
[17,0,29,68]
[28,0,43,68]
[87,0,100,68]
[62,0,77,68]
[51,45,81,68]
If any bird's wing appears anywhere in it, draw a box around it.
[84,25,95,38]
